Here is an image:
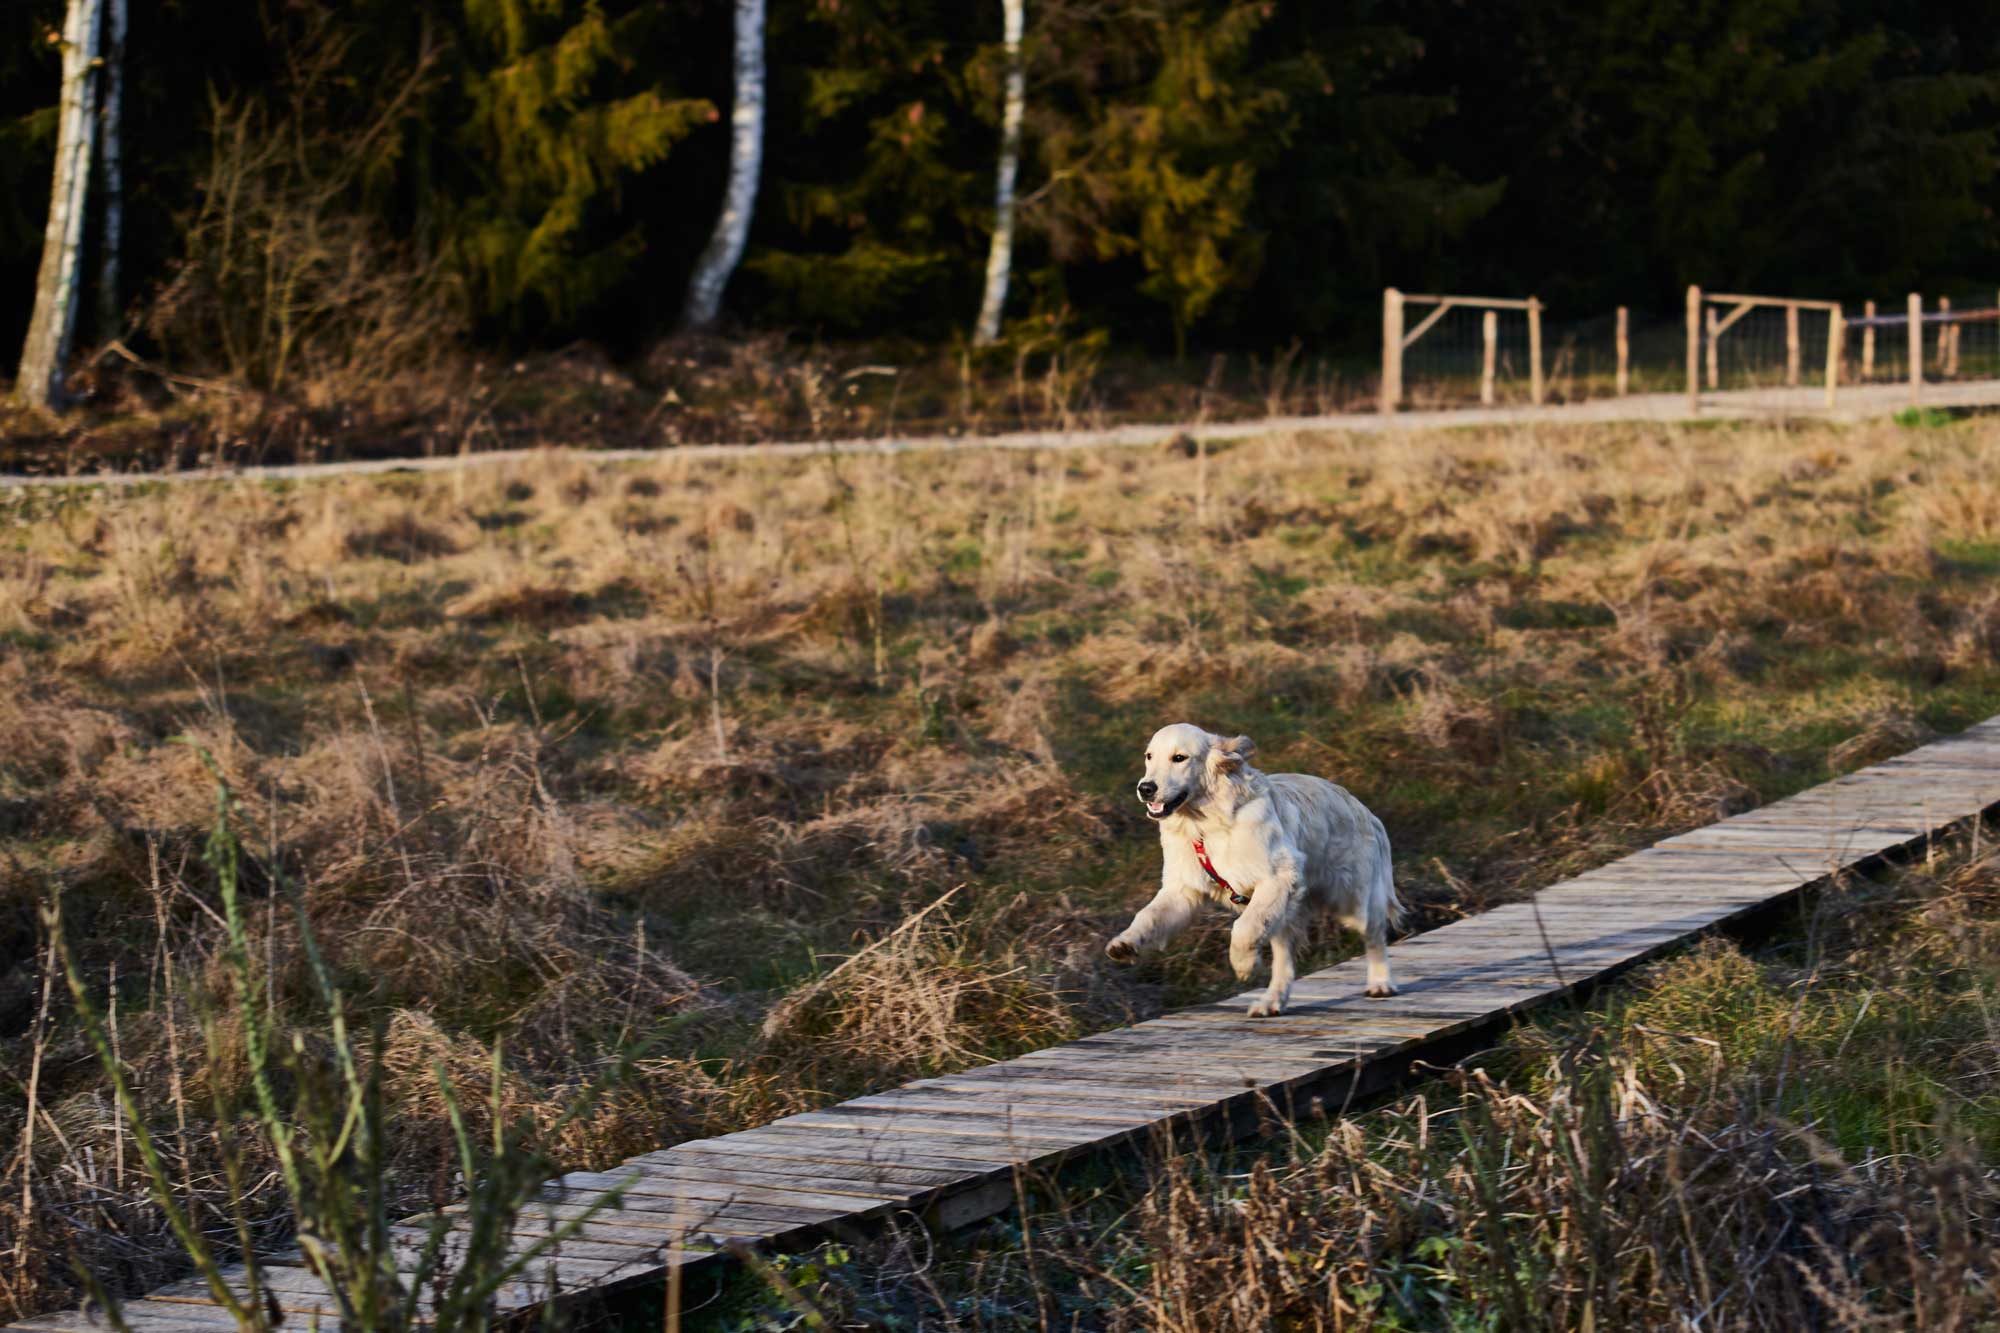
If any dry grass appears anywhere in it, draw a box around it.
[2,413,1999,1319]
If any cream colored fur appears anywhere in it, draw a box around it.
[1106,723,1402,1016]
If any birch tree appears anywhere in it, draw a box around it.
[972,0,1025,346]
[972,0,1032,348]
[95,0,126,338]
[680,0,766,332]
[17,0,105,410]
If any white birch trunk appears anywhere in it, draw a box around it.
[972,0,1026,347]
[680,0,765,332]
[16,0,104,409]
[95,0,126,338]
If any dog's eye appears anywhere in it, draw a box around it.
[1172,754,1187,763]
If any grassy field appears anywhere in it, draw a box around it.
[3,413,2000,1323]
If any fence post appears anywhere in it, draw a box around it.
[1705,308,1720,389]
[1940,296,1959,377]
[1615,306,1629,396]
[1862,300,1875,379]
[1685,285,1700,413]
[1785,302,1800,387]
[1381,288,1403,414]
[1481,309,1497,406]
[1824,306,1841,410]
[1908,292,1922,406]
[1528,298,1544,406]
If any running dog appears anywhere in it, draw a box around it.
[1104,723,1401,1016]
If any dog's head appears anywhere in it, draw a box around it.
[1136,724,1256,821]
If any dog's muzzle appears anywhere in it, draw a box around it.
[1137,784,1187,820]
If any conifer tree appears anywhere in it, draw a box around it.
[745,0,982,330]
[453,0,709,327]
[1031,0,1292,357]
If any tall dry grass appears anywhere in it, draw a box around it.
[2,414,1999,1318]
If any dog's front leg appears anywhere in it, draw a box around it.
[1228,908,1266,983]
[1233,881,1299,1016]
[1248,929,1298,1018]
[1106,885,1199,963]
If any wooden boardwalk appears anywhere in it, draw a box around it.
[15,717,2000,1329]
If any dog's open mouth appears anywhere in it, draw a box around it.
[1143,791,1188,820]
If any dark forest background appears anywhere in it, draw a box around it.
[4,0,1998,377]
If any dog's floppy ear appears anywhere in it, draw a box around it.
[1211,733,1256,774]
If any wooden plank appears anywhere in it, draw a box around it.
[1687,284,1702,410]
[549,1168,917,1210]
[1400,293,1537,310]
[384,1223,688,1267]
[503,1189,853,1230]
[725,1124,1059,1167]
[1786,300,1801,386]
[840,1090,1189,1125]
[1401,299,1455,350]
[482,1199,817,1243]
[1481,309,1498,405]
[644,1147,971,1189]
[1381,288,1403,413]
[651,1130,1032,1173]
[1706,291,1841,312]
[1528,298,1545,405]
[396,1212,716,1257]
[14,1307,243,1333]
[913,1070,1237,1103]
[602,1157,931,1200]
[1616,305,1629,396]
[784,1108,1127,1143]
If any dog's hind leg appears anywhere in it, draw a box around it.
[1363,909,1397,998]
[1364,823,1400,998]
[1248,928,1296,1018]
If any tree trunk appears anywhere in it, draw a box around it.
[17,0,104,410]
[95,0,126,339]
[680,0,765,332]
[972,0,1026,347]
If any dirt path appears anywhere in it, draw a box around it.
[4,379,1993,491]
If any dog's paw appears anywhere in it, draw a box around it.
[1105,938,1137,964]
[1247,999,1283,1018]
[1365,983,1399,999]
[1230,950,1258,982]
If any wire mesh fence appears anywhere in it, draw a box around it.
[1544,307,1686,401]
[1387,287,2000,414]
[1394,301,1685,408]
[1398,302,1540,409]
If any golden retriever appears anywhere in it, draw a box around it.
[1105,723,1401,1016]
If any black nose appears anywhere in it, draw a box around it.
[1137,780,1158,799]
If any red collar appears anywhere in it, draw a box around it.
[1191,837,1251,906]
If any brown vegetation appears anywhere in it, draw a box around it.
[2,414,1999,1320]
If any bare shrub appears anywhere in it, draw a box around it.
[143,4,462,412]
